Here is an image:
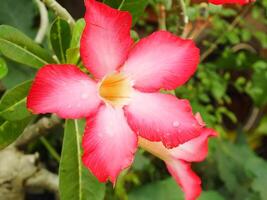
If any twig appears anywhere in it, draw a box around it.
[25,168,59,194]
[40,137,61,162]
[34,0,49,44]
[15,114,62,148]
[177,0,188,37]
[158,3,167,30]
[200,4,252,62]
[41,0,75,28]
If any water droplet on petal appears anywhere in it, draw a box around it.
[172,121,180,128]
[81,93,89,99]
[67,105,72,108]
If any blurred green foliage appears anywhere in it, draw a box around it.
[0,0,267,200]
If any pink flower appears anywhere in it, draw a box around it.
[139,114,217,200]
[209,0,255,5]
[27,0,201,184]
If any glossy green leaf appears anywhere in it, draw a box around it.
[0,57,8,79]
[0,25,55,68]
[70,19,85,48]
[103,0,149,24]
[50,18,72,63]
[0,80,32,121]
[59,119,105,200]
[66,19,85,65]
[0,116,33,150]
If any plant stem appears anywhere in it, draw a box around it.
[200,4,252,62]
[118,0,126,10]
[40,137,61,163]
[41,0,75,28]
[158,3,167,30]
[34,0,49,44]
[177,0,188,37]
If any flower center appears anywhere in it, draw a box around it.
[98,73,133,107]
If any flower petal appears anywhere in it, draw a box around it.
[170,128,217,162]
[27,65,100,118]
[82,105,137,184]
[166,160,201,200]
[121,31,199,92]
[209,0,253,4]
[124,91,201,148]
[81,0,133,79]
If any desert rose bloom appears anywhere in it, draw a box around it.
[209,0,254,5]
[139,113,217,200]
[27,0,202,184]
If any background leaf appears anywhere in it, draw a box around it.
[50,18,72,63]
[0,116,33,150]
[0,25,55,68]
[103,0,149,24]
[0,80,32,121]
[0,57,8,79]
[0,0,35,37]
[59,119,105,200]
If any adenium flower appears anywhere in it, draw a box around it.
[209,0,255,5]
[139,114,217,200]
[27,0,204,189]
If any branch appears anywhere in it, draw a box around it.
[158,3,167,31]
[25,168,59,194]
[34,0,49,44]
[200,4,252,62]
[15,114,62,148]
[177,0,188,37]
[41,0,75,28]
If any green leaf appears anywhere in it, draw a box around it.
[0,57,8,79]
[104,0,149,24]
[70,19,85,48]
[2,60,35,89]
[50,18,72,63]
[0,116,33,150]
[66,19,85,65]
[0,25,54,68]
[0,0,35,37]
[0,80,32,121]
[247,61,267,106]
[129,178,184,200]
[59,119,105,200]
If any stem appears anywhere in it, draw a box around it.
[40,137,61,163]
[41,0,75,28]
[118,0,126,10]
[34,0,49,43]
[158,3,167,30]
[200,4,252,62]
[177,0,188,37]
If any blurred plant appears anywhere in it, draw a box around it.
[0,0,267,200]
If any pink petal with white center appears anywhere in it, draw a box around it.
[166,160,201,200]
[124,91,201,148]
[81,0,133,79]
[27,65,100,119]
[170,128,217,162]
[121,31,199,92]
[82,105,137,184]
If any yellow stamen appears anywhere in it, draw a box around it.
[98,73,133,107]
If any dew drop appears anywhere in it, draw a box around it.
[81,93,89,99]
[172,121,180,128]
